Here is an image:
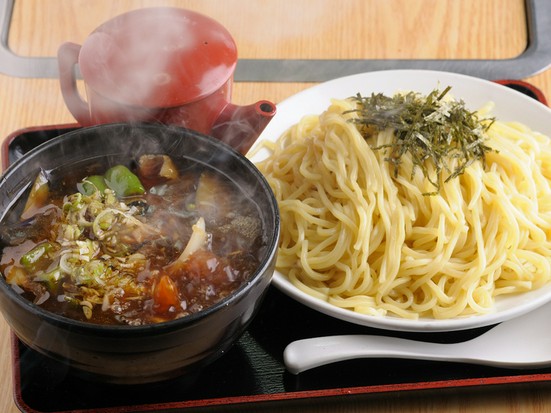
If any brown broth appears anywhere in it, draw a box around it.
[0,157,265,325]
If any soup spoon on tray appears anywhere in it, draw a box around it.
[284,300,551,374]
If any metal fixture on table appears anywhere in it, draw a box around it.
[0,0,550,81]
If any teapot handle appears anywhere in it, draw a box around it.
[57,42,91,125]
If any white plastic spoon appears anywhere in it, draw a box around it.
[284,300,551,374]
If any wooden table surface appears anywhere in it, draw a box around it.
[1,1,551,411]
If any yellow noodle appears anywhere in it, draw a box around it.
[254,98,551,319]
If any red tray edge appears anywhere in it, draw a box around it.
[1,123,80,171]
[11,330,551,413]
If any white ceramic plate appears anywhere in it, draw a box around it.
[250,70,551,332]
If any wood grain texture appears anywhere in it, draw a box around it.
[1,1,550,412]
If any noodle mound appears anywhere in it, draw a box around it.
[254,98,551,319]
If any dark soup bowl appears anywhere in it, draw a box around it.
[0,123,279,384]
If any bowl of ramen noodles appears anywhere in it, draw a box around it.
[0,123,280,384]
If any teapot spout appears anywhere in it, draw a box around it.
[210,100,277,154]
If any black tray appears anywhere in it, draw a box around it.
[13,284,551,413]
[6,80,551,412]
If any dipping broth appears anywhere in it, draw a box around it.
[0,154,266,325]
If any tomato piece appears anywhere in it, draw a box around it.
[153,274,180,313]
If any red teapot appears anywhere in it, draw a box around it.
[58,7,276,154]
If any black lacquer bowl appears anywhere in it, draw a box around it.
[0,123,280,384]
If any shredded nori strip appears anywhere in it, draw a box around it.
[348,87,495,195]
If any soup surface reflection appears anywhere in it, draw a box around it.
[0,154,266,325]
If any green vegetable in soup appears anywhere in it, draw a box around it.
[77,175,108,196]
[20,241,56,272]
[104,165,145,197]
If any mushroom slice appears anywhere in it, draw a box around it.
[138,155,179,181]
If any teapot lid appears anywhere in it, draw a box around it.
[78,8,237,108]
